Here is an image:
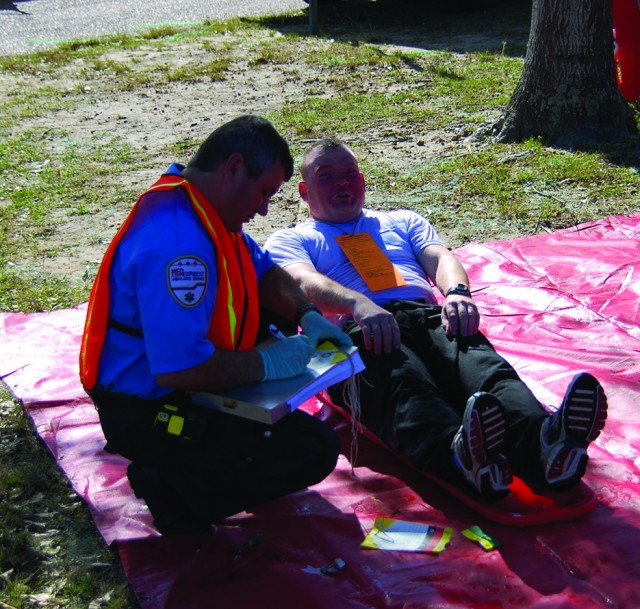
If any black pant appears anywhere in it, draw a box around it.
[92,389,339,523]
[328,300,548,480]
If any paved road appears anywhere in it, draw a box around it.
[0,0,307,55]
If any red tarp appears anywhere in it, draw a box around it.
[1,213,639,609]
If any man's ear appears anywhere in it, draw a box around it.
[223,153,245,181]
[298,180,309,201]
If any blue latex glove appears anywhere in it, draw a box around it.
[260,335,315,381]
[299,310,353,350]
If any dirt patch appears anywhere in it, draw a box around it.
[1,3,536,285]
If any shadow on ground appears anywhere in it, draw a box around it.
[0,0,32,13]
[265,0,533,56]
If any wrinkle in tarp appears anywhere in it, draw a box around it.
[0,213,639,609]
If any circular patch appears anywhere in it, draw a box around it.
[167,256,207,307]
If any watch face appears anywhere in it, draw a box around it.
[448,284,470,297]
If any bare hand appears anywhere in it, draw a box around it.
[353,301,401,354]
[442,295,480,337]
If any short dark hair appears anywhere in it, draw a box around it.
[300,137,351,180]
[187,115,294,181]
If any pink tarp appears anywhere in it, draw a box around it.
[1,213,639,609]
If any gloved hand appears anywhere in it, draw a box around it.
[259,335,315,381]
[299,310,353,351]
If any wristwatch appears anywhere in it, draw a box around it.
[445,283,471,298]
[294,302,322,326]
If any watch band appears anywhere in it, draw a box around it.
[445,284,471,297]
[294,302,322,326]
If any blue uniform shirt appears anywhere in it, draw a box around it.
[97,164,275,398]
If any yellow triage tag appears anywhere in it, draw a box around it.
[316,340,348,363]
[335,233,407,292]
[361,517,452,554]
[461,526,501,551]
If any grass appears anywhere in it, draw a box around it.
[0,125,146,311]
[0,1,638,606]
[0,387,133,608]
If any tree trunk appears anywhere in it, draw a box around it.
[495,0,637,147]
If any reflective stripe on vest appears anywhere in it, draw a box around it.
[79,174,259,391]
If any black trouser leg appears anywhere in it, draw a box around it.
[329,301,548,479]
[93,391,339,527]
[176,409,339,522]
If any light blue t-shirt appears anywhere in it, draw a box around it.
[265,209,443,307]
[97,165,275,399]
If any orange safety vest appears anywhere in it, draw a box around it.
[79,174,259,391]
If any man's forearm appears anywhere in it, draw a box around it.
[258,264,316,322]
[286,262,401,353]
[285,263,365,315]
[418,244,471,296]
[434,256,470,296]
[156,348,265,392]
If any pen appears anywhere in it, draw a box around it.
[268,323,287,340]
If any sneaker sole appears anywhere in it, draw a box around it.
[465,392,508,464]
[545,373,607,490]
[464,392,513,499]
[560,372,608,444]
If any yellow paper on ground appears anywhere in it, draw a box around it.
[361,517,452,554]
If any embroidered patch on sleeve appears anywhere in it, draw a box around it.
[167,256,208,307]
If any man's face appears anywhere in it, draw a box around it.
[299,145,365,223]
[223,158,285,232]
